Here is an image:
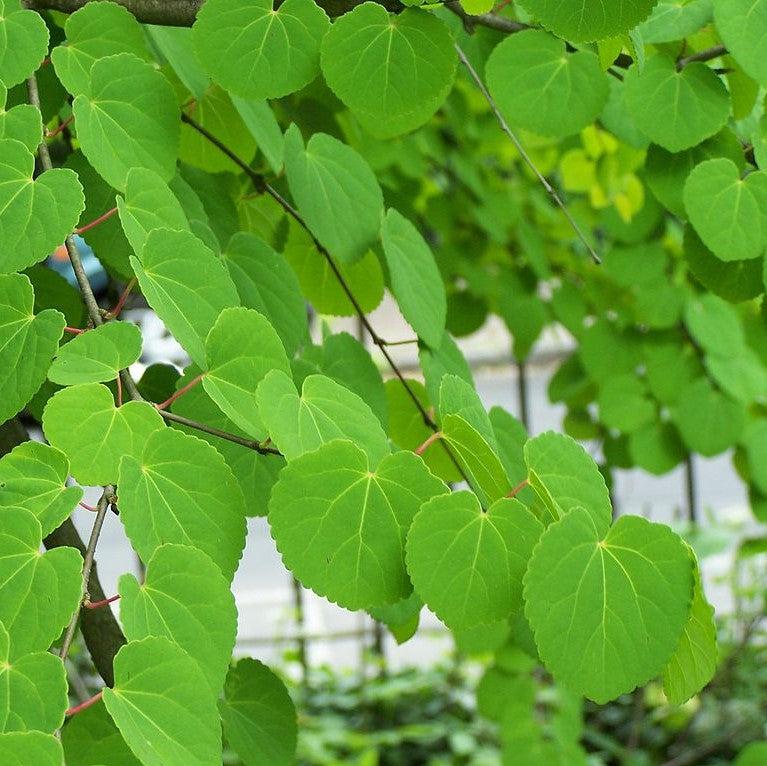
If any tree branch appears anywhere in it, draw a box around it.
[677,44,728,69]
[446,1,529,34]
[24,0,403,25]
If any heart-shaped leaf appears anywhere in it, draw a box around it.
[381,208,446,349]
[118,427,247,580]
[50,0,150,96]
[257,370,390,465]
[130,228,240,368]
[486,30,608,138]
[715,0,767,86]
[48,321,143,385]
[202,307,290,440]
[0,624,68,734]
[0,139,84,273]
[0,273,65,424]
[61,701,139,766]
[524,509,694,703]
[683,158,767,261]
[269,440,447,609]
[406,492,543,630]
[0,84,42,151]
[624,55,730,152]
[0,732,63,766]
[103,637,222,766]
[0,507,82,658]
[42,383,164,485]
[219,659,297,766]
[193,0,329,100]
[0,442,81,537]
[320,4,457,138]
[119,544,237,694]
[0,0,49,87]
[73,53,180,191]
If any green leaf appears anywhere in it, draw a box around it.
[0,442,81,537]
[203,307,290,440]
[25,263,84,328]
[0,84,41,151]
[146,26,209,98]
[50,0,149,96]
[672,378,746,456]
[219,659,297,766]
[486,30,608,138]
[320,4,457,138]
[0,732,63,766]
[131,228,240,368]
[269,440,446,609]
[284,125,384,265]
[369,592,422,644]
[0,273,64,424]
[61,701,139,766]
[639,0,712,42]
[705,347,767,403]
[193,0,329,100]
[43,383,163,485]
[736,743,767,766]
[662,565,717,704]
[624,55,730,152]
[0,0,48,88]
[72,53,180,191]
[257,370,390,465]
[406,492,542,630]
[715,0,767,85]
[683,159,767,262]
[119,544,237,694]
[684,293,744,355]
[48,322,142,385]
[0,624,67,734]
[231,97,284,174]
[419,331,475,407]
[0,507,82,658]
[524,509,694,703]
[628,421,686,476]
[103,637,222,766]
[524,431,612,527]
[440,413,511,506]
[0,139,84,273]
[381,208,447,348]
[117,168,190,256]
[517,0,658,40]
[597,374,655,433]
[221,234,307,358]
[439,374,495,447]
[118,427,246,580]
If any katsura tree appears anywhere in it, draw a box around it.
[3,0,765,762]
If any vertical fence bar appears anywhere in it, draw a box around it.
[517,358,530,431]
[291,576,308,682]
[685,454,698,525]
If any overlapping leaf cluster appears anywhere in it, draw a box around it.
[1,0,756,761]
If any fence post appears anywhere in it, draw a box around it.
[517,358,530,431]
[291,576,309,682]
[685,454,698,525]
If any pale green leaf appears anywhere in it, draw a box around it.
[48,322,142,385]
[61,701,139,766]
[320,4,457,138]
[684,293,744,355]
[219,659,297,766]
[119,544,237,694]
[683,158,767,262]
[269,440,447,609]
[524,431,612,527]
[103,637,222,766]
[42,383,164,485]
[0,84,41,151]
[0,442,81,537]
[639,0,712,43]
[0,732,63,766]
[624,55,730,152]
[0,273,64,424]
[257,370,390,465]
[406,492,543,630]
[192,0,329,99]
[0,624,67,734]
[231,97,284,173]
[486,30,608,138]
[597,375,655,433]
[284,125,384,265]
[0,0,49,87]
[72,53,180,191]
[381,208,446,348]
[628,421,686,475]
[50,0,149,96]
[0,507,82,658]
[439,373,495,447]
[118,427,246,580]
[715,0,767,85]
[203,306,290,440]
[0,139,84,273]
[524,509,694,703]
[131,228,240,368]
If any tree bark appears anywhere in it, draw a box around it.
[0,418,125,687]
[25,0,403,25]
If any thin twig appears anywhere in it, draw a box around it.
[65,690,103,717]
[107,278,137,319]
[59,491,113,663]
[454,44,601,264]
[46,114,74,139]
[75,206,118,235]
[446,1,529,33]
[677,44,728,69]
[154,372,205,411]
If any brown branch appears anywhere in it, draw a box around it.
[24,0,403,25]
[677,44,728,69]
[446,1,529,34]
